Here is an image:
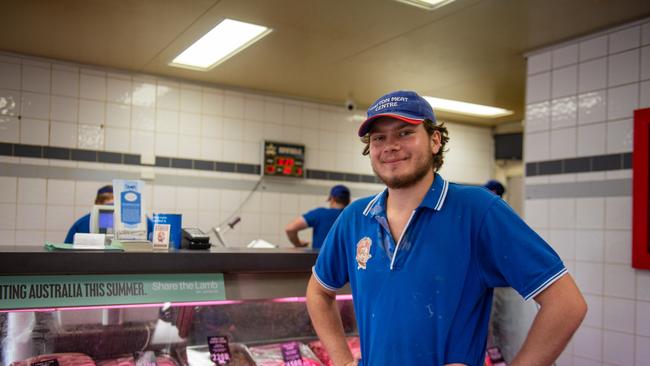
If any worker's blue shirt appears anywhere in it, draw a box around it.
[313,174,566,366]
[65,214,154,243]
[303,207,344,249]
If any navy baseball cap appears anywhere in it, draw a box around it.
[329,184,350,201]
[358,90,436,137]
[97,185,113,195]
[483,180,505,197]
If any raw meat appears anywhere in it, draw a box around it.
[10,353,95,366]
[248,343,322,366]
[308,337,361,366]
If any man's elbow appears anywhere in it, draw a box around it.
[573,294,588,324]
[285,223,297,234]
[542,275,588,324]
[561,290,588,330]
[306,276,336,303]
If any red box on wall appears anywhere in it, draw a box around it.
[633,108,650,269]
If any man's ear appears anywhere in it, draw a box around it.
[431,130,442,154]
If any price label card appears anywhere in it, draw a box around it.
[152,223,170,250]
[208,336,231,365]
[281,342,303,366]
[486,347,507,366]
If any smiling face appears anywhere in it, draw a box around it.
[368,117,441,189]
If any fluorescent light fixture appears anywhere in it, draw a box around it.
[395,0,456,11]
[171,19,271,71]
[423,96,513,118]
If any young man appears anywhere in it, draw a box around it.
[285,184,351,249]
[306,90,586,366]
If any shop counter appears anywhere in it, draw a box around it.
[0,246,330,302]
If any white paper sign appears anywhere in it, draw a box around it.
[113,179,147,241]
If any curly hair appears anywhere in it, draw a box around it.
[360,120,449,172]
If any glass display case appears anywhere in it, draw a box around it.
[0,247,357,366]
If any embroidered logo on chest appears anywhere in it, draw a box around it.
[356,237,373,270]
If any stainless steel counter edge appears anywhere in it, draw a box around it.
[0,247,320,275]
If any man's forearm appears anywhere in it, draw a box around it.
[285,217,308,247]
[510,304,582,365]
[510,275,587,365]
[286,230,305,247]
[306,277,354,366]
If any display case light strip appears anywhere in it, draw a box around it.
[0,296,354,312]
[270,294,353,303]
[395,0,456,11]
[0,300,245,313]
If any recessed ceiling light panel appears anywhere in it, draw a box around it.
[170,19,272,71]
[423,96,513,118]
[395,0,456,11]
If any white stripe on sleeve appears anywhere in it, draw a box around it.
[311,266,343,292]
[523,268,568,301]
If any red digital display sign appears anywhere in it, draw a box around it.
[263,141,305,178]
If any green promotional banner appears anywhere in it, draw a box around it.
[0,273,225,310]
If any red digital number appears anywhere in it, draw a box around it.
[276,157,295,175]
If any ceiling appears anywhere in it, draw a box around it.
[1,0,649,127]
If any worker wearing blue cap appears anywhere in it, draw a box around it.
[64,185,152,243]
[307,90,586,366]
[285,184,350,249]
[484,179,506,197]
[64,185,115,243]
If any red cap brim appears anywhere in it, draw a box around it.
[357,113,424,137]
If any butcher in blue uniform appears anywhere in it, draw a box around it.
[285,185,350,249]
[306,90,587,366]
[65,185,152,243]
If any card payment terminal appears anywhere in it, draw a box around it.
[181,228,211,250]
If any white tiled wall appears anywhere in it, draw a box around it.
[525,23,650,164]
[439,122,494,183]
[524,18,650,366]
[0,52,494,248]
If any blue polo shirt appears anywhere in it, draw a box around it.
[313,174,566,366]
[303,207,344,249]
